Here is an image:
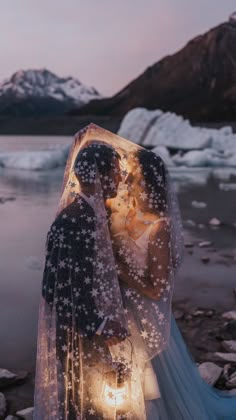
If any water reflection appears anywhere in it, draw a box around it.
[0,167,64,198]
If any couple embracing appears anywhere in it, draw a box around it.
[33,124,236,420]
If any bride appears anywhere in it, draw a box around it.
[110,146,236,419]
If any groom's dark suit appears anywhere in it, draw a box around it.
[42,195,102,339]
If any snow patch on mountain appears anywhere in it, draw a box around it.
[0,69,102,106]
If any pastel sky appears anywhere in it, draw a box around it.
[0,1,235,96]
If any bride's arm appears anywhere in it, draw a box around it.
[147,220,171,299]
[113,220,171,301]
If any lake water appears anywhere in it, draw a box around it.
[0,135,236,372]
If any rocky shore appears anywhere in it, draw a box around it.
[1,306,236,419]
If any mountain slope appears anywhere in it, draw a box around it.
[74,18,236,122]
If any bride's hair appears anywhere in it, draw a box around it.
[136,149,168,215]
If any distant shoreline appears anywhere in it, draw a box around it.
[0,116,235,136]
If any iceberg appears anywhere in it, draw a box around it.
[118,108,236,168]
[0,145,70,170]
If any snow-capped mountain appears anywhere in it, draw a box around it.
[0,69,103,117]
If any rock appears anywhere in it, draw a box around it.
[201,256,210,263]
[213,352,236,363]
[4,416,18,420]
[0,369,17,389]
[218,321,236,340]
[0,369,28,390]
[174,309,184,320]
[184,219,196,227]
[222,340,236,353]
[205,310,215,317]
[226,372,236,389]
[184,314,192,321]
[198,362,222,385]
[209,217,221,226]
[192,309,205,316]
[198,241,213,248]
[16,407,34,420]
[185,242,194,248]
[197,224,206,229]
[222,364,231,381]
[0,392,6,417]
[222,311,236,321]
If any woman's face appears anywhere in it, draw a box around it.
[124,162,146,204]
[102,157,122,199]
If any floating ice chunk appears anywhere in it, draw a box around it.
[212,168,236,180]
[151,145,174,166]
[209,217,221,226]
[118,108,163,145]
[118,108,236,167]
[0,145,70,171]
[198,241,212,247]
[169,167,210,186]
[191,200,207,208]
[219,183,236,191]
[172,148,236,168]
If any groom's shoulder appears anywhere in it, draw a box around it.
[52,198,95,231]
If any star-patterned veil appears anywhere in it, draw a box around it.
[33,123,184,420]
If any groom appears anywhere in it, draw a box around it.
[42,143,128,345]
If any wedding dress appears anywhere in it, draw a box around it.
[114,219,236,420]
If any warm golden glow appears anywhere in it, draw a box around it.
[102,382,128,408]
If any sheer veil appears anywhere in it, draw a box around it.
[33,123,184,419]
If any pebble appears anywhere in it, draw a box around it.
[185,219,196,227]
[0,392,6,417]
[213,352,236,363]
[185,242,194,248]
[226,372,236,389]
[209,217,221,226]
[174,309,184,320]
[191,200,207,209]
[201,256,210,263]
[222,311,236,321]
[16,407,34,420]
[0,369,28,389]
[198,241,213,248]
[198,362,222,385]
[222,340,236,353]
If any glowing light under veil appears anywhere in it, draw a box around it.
[102,369,130,408]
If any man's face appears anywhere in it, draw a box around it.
[101,157,122,199]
